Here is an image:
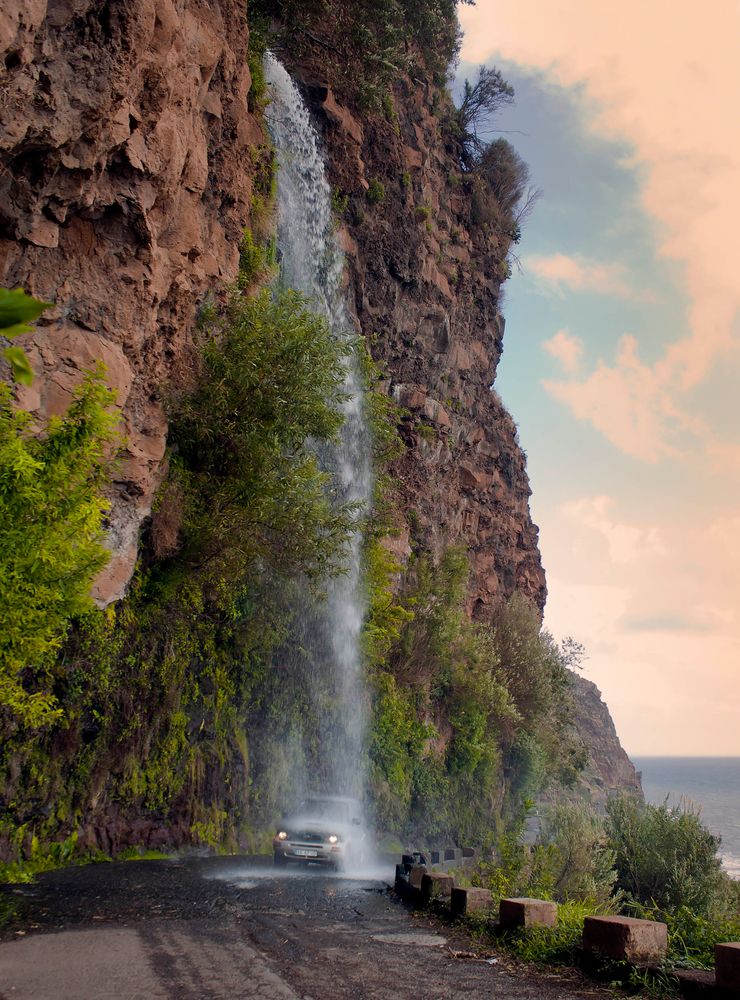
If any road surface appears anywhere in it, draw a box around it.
[0,856,613,999]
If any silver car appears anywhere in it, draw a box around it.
[273,795,367,870]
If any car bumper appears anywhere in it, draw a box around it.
[273,840,345,864]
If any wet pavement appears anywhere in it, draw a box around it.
[0,856,615,999]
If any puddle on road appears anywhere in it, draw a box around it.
[208,863,395,891]
[371,932,447,947]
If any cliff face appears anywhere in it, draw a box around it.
[0,1,636,853]
[0,0,261,602]
[299,71,547,616]
[567,674,643,807]
[0,1,543,614]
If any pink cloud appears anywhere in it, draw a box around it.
[542,329,583,374]
[526,252,638,299]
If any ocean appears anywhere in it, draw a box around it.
[633,757,740,880]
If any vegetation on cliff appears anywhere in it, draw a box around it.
[366,546,587,843]
[0,287,356,861]
[2,0,584,874]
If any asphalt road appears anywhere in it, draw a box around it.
[0,857,613,999]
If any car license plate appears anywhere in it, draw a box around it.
[294,848,318,857]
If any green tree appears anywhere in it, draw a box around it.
[0,370,119,726]
[169,287,355,591]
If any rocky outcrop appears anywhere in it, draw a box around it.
[0,0,261,603]
[293,62,547,615]
[568,673,643,808]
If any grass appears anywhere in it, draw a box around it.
[0,839,171,885]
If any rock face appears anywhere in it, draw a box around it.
[568,673,643,807]
[294,65,547,615]
[0,0,261,602]
[1,2,543,613]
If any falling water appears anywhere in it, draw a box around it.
[263,55,373,802]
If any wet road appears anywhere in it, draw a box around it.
[0,857,613,999]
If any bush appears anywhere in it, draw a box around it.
[470,138,531,233]
[237,229,277,290]
[367,178,386,204]
[0,369,119,727]
[170,287,355,589]
[606,796,725,915]
[538,801,618,906]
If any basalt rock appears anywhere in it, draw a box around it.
[0,0,260,604]
[289,56,546,615]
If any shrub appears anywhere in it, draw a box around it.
[237,228,277,290]
[367,178,386,204]
[606,796,725,915]
[470,138,531,233]
[0,369,119,727]
[538,801,619,906]
[170,287,355,590]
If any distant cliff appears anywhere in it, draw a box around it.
[565,673,643,808]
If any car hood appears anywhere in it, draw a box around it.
[282,815,354,835]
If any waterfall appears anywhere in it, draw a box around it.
[263,55,373,802]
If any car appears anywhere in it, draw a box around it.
[272,795,368,870]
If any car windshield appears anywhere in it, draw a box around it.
[293,798,353,823]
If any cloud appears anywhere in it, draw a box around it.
[619,613,713,634]
[526,252,639,299]
[561,495,664,564]
[542,329,583,374]
[540,498,740,753]
[460,0,740,456]
[543,334,706,461]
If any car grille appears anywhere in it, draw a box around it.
[290,830,324,844]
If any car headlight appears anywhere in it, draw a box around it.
[276,831,288,840]
[328,834,339,844]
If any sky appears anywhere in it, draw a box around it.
[457,1,740,756]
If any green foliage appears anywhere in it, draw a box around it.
[0,287,53,385]
[331,187,349,216]
[248,143,278,233]
[505,898,611,966]
[0,284,359,863]
[238,228,277,290]
[606,796,726,916]
[365,542,583,842]
[415,205,431,221]
[246,18,270,114]
[0,370,119,727]
[367,178,386,204]
[381,92,400,133]
[363,540,413,671]
[538,801,619,906]
[0,832,109,885]
[369,670,430,828]
[170,287,355,590]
